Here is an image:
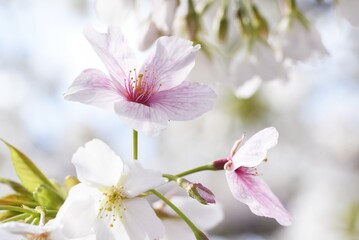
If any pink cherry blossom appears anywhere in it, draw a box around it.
[64,26,216,135]
[224,127,293,226]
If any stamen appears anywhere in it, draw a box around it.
[98,186,126,228]
[124,67,160,105]
[27,232,50,240]
[224,160,233,170]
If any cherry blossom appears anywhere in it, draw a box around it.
[64,26,216,135]
[224,127,293,226]
[61,139,165,240]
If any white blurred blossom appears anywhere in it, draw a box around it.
[230,41,287,98]
[139,0,179,49]
[274,17,328,62]
[95,0,136,25]
[337,0,359,27]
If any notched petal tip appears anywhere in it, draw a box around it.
[230,134,245,157]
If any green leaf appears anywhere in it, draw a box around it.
[50,179,66,199]
[0,194,37,207]
[33,184,64,210]
[1,139,56,192]
[0,178,32,197]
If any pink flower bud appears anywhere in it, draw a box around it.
[178,178,216,205]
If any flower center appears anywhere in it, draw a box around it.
[235,167,260,176]
[98,185,127,228]
[27,232,49,240]
[124,68,160,105]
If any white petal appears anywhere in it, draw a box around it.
[226,169,293,226]
[114,100,169,136]
[230,52,257,87]
[161,220,194,240]
[252,42,287,82]
[120,161,164,198]
[0,228,18,239]
[150,81,216,121]
[93,217,128,240]
[232,127,278,169]
[64,69,122,110]
[230,41,286,92]
[152,0,178,33]
[56,184,101,238]
[0,222,46,235]
[337,0,359,27]
[72,139,124,187]
[235,77,262,99]
[142,36,200,91]
[276,19,328,61]
[139,21,161,50]
[122,198,165,239]
[95,0,133,25]
[83,26,136,83]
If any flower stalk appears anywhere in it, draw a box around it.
[175,163,218,177]
[150,189,208,240]
[133,129,138,160]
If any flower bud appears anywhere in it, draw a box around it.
[216,2,229,42]
[251,4,269,39]
[177,178,215,205]
[186,0,201,40]
[64,176,80,190]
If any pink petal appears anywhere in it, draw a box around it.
[150,81,216,120]
[114,100,169,135]
[226,168,293,226]
[232,127,278,169]
[83,26,136,83]
[141,36,200,91]
[64,68,122,109]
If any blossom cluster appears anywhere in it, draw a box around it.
[0,26,292,239]
[95,0,358,99]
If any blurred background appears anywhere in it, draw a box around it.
[0,0,359,239]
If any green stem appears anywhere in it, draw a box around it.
[133,129,138,160]
[162,173,180,182]
[289,0,297,11]
[150,189,208,240]
[25,214,36,224]
[175,164,216,178]
[31,217,40,225]
[0,199,38,208]
[0,205,36,214]
[1,213,29,223]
